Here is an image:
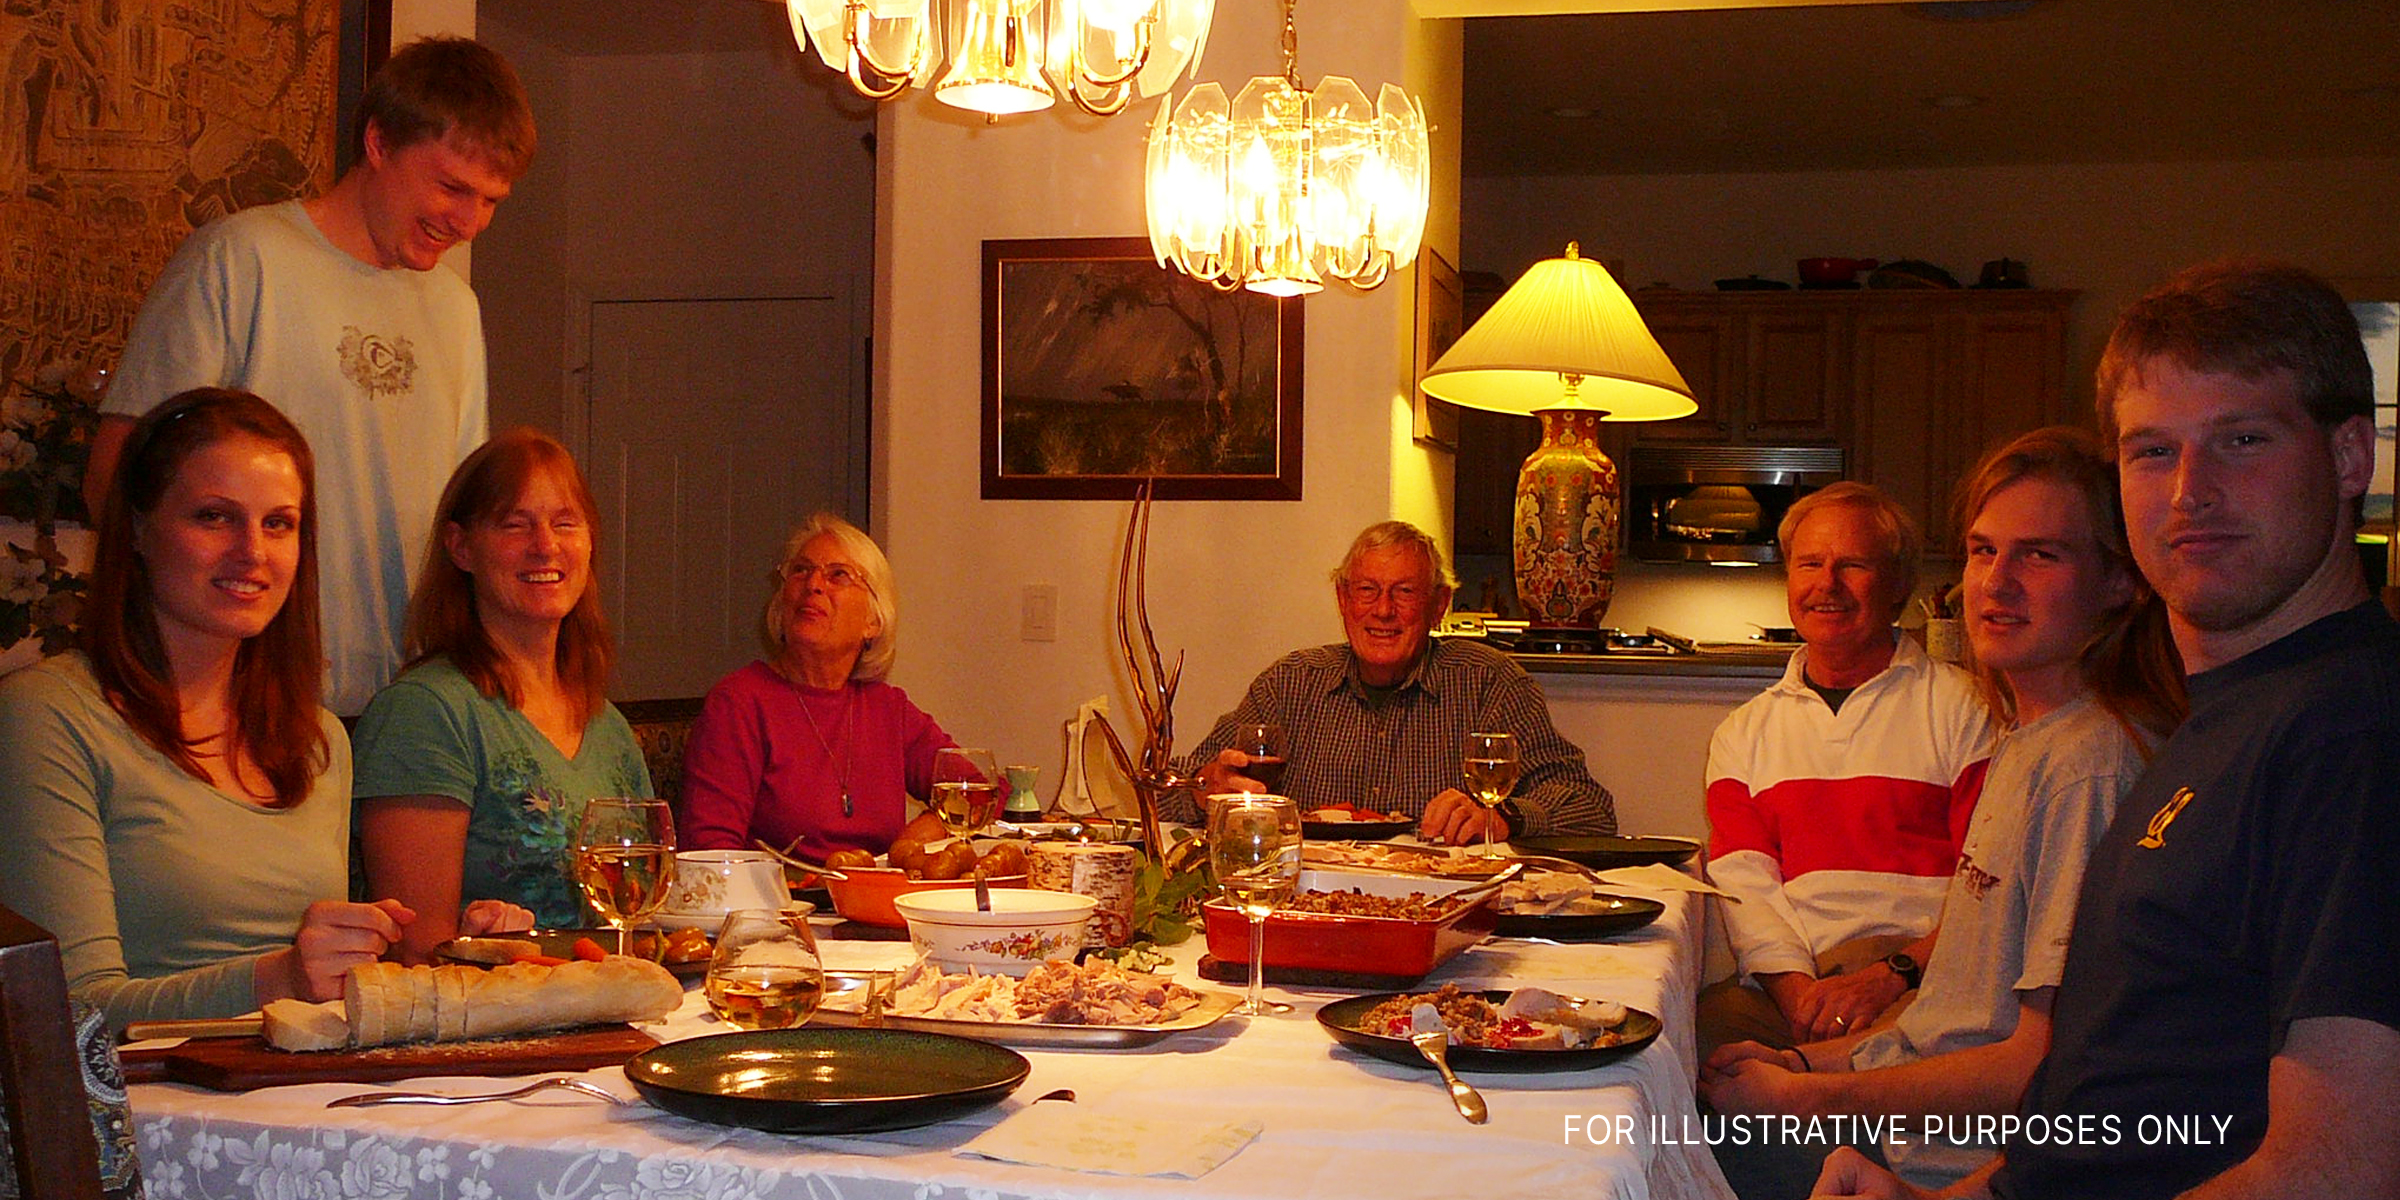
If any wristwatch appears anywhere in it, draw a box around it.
[1883,952,1923,991]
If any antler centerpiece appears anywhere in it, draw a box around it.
[1092,480,1189,857]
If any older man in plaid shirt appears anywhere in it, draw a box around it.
[1174,521,1615,841]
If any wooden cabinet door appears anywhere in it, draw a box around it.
[1744,310,1845,443]
[1851,310,1952,546]
[1635,304,1738,443]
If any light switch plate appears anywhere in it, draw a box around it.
[1021,583,1058,642]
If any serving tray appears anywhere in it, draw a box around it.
[810,971,1242,1047]
[120,1025,659,1091]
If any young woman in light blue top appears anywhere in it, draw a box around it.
[354,429,651,963]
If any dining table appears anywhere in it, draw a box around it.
[125,871,1736,1200]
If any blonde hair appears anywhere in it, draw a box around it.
[761,514,899,683]
[1954,427,2185,747]
[1778,482,1920,623]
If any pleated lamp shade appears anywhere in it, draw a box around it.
[1419,245,1697,421]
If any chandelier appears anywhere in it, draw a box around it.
[782,0,1216,118]
[1142,0,1428,296]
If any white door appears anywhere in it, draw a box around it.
[584,294,861,700]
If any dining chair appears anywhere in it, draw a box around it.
[0,903,105,1200]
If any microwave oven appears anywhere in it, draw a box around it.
[1628,445,1845,565]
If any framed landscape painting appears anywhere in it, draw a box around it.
[981,237,1304,500]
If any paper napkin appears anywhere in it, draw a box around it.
[1596,863,1738,900]
[959,1104,1262,1178]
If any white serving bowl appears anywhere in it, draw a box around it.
[891,888,1099,976]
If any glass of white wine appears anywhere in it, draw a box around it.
[706,909,825,1030]
[931,747,1002,837]
[1207,793,1302,1017]
[572,797,676,955]
[1463,732,1521,859]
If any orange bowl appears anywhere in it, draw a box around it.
[822,866,1032,928]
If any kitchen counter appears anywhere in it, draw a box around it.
[1511,648,1793,681]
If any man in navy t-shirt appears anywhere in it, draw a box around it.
[1811,263,2400,1200]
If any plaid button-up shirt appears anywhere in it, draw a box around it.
[1174,638,1615,835]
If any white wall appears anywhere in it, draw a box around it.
[876,0,1461,791]
[470,24,876,435]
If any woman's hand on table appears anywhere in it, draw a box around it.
[1196,749,1269,797]
[257,898,415,1003]
[1418,789,1505,846]
[459,899,535,936]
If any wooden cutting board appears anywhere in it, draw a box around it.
[121,1025,658,1091]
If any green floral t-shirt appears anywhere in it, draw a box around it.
[351,657,654,927]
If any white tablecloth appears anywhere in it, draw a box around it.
[130,887,1734,1200]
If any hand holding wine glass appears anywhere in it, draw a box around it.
[931,747,1002,837]
[1462,732,1521,859]
[706,909,825,1030]
[1207,793,1302,1017]
[572,797,676,955]
[1228,723,1288,792]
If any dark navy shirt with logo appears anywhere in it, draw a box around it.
[1998,602,2400,1200]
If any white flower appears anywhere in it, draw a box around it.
[339,1138,412,1198]
[237,1135,337,1200]
[2,390,48,426]
[1,553,47,605]
[186,1131,223,1171]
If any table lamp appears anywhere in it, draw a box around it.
[1419,244,1695,629]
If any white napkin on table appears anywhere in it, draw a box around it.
[958,1103,1262,1178]
[1595,863,1738,900]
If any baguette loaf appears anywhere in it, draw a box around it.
[327,957,682,1050]
[262,998,350,1051]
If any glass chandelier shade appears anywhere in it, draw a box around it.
[784,0,1214,117]
[1141,3,1428,295]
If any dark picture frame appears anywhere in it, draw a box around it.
[1412,246,1464,450]
[981,237,1304,500]
[337,1,396,176]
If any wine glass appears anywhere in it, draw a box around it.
[1207,793,1302,1016]
[572,797,676,955]
[706,909,825,1030]
[1228,723,1288,793]
[1462,732,1521,859]
[931,747,1002,838]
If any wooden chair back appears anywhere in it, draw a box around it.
[0,903,104,1200]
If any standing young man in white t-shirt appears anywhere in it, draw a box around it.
[89,37,535,714]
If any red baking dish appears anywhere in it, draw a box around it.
[1201,867,1510,980]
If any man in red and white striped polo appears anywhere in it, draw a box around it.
[1699,482,1994,1056]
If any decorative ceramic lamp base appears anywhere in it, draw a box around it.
[1512,408,1619,628]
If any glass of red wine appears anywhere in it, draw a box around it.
[1232,723,1288,792]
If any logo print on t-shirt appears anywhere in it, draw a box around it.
[1956,849,2000,899]
[338,327,418,398]
[2137,787,2194,849]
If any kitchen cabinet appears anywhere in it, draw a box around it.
[1452,288,2077,557]
[1632,297,1845,444]
[1849,290,2078,548]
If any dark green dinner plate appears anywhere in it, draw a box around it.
[1317,990,1662,1074]
[1513,834,1700,870]
[1302,817,1417,842]
[1492,892,1667,939]
[626,1028,1030,1133]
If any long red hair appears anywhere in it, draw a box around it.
[82,388,328,806]
[404,428,613,726]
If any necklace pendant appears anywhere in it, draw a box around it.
[841,790,853,818]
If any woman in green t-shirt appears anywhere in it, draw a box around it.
[354,429,652,963]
